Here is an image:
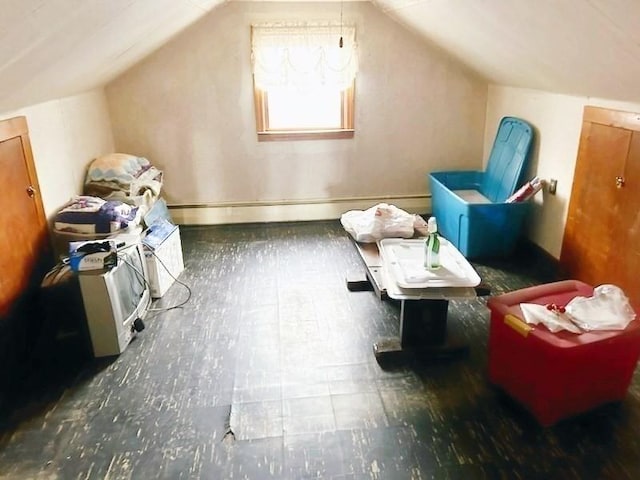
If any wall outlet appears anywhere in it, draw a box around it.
[549,178,558,195]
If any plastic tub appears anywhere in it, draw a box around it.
[429,171,531,258]
[487,280,640,425]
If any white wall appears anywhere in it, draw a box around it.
[486,85,640,258]
[0,89,114,220]
[106,2,488,223]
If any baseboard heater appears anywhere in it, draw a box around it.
[168,195,430,225]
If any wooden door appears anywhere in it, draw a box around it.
[560,106,640,309]
[0,116,49,314]
[616,132,640,297]
[0,116,51,407]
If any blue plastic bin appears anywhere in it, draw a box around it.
[428,117,534,258]
[429,171,531,258]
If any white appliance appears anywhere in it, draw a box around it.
[77,240,150,357]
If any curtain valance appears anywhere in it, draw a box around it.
[251,23,358,90]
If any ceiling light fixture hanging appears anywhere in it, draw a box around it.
[339,0,344,48]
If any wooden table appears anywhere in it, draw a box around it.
[347,238,490,365]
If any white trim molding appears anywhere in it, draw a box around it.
[169,195,430,225]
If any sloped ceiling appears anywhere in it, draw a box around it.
[375,0,640,103]
[1,0,640,113]
[0,0,226,112]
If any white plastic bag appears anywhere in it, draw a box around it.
[340,203,417,243]
[519,284,637,334]
[520,303,582,333]
[566,284,636,331]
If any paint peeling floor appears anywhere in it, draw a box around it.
[1,220,639,479]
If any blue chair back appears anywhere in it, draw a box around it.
[481,117,534,202]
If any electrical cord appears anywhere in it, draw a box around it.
[140,247,192,312]
[62,238,192,314]
[115,248,190,314]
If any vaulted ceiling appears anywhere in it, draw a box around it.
[378,0,640,102]
[1,0,639,113]
[0,0,226,112]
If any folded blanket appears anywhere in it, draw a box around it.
[86,153,151,185]
[58,195,105,214]
[83,153,163,200]
[54,196,140,234]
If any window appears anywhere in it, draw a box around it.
[253,82,355,141]
[251,23,357,141]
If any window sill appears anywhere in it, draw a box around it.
[257,129,354,142]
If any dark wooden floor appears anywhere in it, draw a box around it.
[1,220,639,479]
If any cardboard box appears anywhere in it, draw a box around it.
[69,240,117,272]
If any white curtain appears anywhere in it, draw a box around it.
[251,23,358,90]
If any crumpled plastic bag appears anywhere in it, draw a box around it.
[520,303,582,333]
[519,284,636,334]
[566,284,636,331]
[340,203,423,243]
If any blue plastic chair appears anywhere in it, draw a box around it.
[428,117,534,258]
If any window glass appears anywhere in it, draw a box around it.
[251,23,357,140]
[266,85,342,130]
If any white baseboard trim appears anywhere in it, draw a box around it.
[169,195,430,225]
